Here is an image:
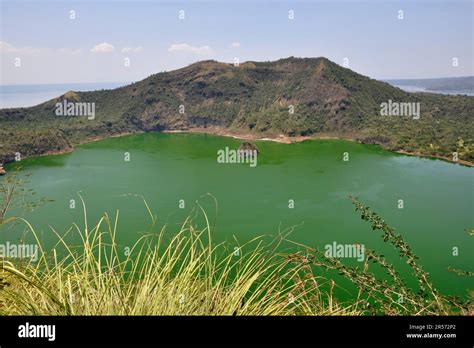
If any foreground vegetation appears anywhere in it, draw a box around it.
[0,194,471,316]
[0,202,358,315]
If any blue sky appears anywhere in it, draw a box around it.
[0,0,472,84]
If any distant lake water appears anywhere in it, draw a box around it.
[1,133,473,300]
[0,82,129,108]
[2,82,472,109]
[392,85,474,96]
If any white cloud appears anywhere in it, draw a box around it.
[0,41,18,53]
[121,46,144,53]
[0,41,40,55]
[90,42,115,53]
[231,42,241,48]
[168,43,213,55]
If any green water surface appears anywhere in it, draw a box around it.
[1,132,473,299]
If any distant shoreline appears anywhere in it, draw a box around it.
[168,126,474,167]
[3,127,473,172]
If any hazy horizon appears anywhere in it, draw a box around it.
[1,0,473,85]
[2,57,473,108]
[0,56,473,88]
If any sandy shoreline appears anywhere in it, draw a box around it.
[164,126,474,167]
[3,127,473,169]
[163,126,355,144]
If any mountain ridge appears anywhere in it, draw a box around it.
[1,57,473,165]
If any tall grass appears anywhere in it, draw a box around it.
[0,195,471,316]
[0,198,356,315]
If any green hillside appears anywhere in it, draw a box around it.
[1,57,473,164]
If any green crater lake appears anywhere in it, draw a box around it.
[2,132,473,299]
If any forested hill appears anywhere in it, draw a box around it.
[1,57,473,164]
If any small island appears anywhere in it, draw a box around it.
[237,142,260,156]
